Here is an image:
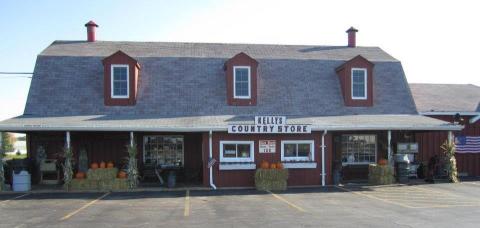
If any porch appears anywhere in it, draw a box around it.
[4,131,206,189]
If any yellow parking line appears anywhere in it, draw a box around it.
[267,190,307,213]
[184,190,190,217]
[0,193,30,204]
[60,192,110,221]
[335,186,414,209]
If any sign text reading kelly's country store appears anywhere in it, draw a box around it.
[228,116,311,134]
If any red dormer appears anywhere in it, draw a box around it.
[102,51,141,106]
[224,52,259,106]
[336,55,374,107]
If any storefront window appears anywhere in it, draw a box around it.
[143,135,184,167]
[281,140,314,162]
[341,135,376,165]
[220,141,254,162]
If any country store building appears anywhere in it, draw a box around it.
[0,22,466,189]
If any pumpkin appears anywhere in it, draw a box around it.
[260,161,270,169]
[99,161,106,169]
[75,172,85,179]
[378,159,388,166]
[117,171,127,179]
[107,161,114,168]
[270,163,277,169]
[90,162,99,170]
[276,162,284,169]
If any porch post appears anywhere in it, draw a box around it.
[130,132,134,147]
[448,131,453,144]
[387,130,392,165]
[321,130,327,186]
[66,131,71,149]
[0,132,3,152]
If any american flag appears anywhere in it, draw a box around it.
[455,136,480,153]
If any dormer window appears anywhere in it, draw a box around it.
[102,50,141,106]
[224,52,258,106]
[233,66,251,99]
[335,55,374,107]
[351,68,367,100]
[111,65,129,98]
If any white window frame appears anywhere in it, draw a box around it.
[233,66,251,99]
[111,64,130,99]
[281,140,315,162]
[219,140,255,163]
[341,134,377,165]
[351,68,367,100]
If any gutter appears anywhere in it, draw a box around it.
[209,130,217,190]
[470,115,480,124]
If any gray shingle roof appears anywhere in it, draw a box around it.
[24,40,416,117]
[410,83,480,113]
[3,40,447,131]
[40,41,398,61]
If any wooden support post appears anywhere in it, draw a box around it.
[66,131,71,149]
[130,132,134,147]
[448,131,453,144]
[0,132,3,153]
[387,130,392,164]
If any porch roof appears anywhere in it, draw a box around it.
[0,114,462,132]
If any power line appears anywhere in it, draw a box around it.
[0,72,33,79]
[0,72,33,75]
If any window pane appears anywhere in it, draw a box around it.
[297,144,311,157]
[284,144,296,157]
[113,66,128,96]
[341,135,376,164]
[352,69,365,98]
[223,144,237,158]
[237,144,251,158]
[234,68,249,97]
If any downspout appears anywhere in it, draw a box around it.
[321,130,327,186]
[209,130,217,190]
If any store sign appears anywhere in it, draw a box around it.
[228,116,311,134]
[259,140,276,153]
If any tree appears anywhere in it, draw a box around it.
[1,132,16,152]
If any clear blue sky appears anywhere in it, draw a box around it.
[1,0,479,121]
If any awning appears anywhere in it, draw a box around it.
[0,114,463,132]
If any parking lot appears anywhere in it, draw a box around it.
[1,182,480,228]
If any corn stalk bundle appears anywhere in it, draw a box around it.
[441,140,459,183]
[255,169,289,191]
[62,147,74,191]
[126,144,139,189]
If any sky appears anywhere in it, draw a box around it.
[0,0,479,121]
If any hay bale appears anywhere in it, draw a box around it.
[70,179,99,190]
[255,169,288,191]
[87,168,118,181]
[368,164,394,185]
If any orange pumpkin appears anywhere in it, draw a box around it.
[75,172,85,179]
[99,161,106,169]
[276,162,284,169]
[90,162,99,170]
[260,161,270,169]
[107,161,114,168]
[270,163,277,169]
[117,171,127,179]
[378,159,388,166]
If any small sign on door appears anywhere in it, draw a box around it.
[259,140,276,153]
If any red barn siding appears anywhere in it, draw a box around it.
[209,131,333,187]
[417,115,480,177]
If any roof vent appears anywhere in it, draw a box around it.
[346,27,358,48]
[85,21,99,42]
